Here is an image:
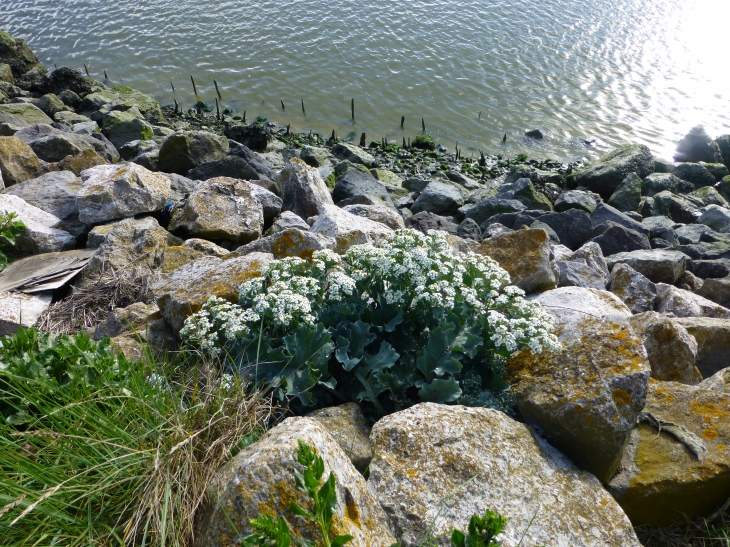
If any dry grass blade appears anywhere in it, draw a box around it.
[36,266,159,335]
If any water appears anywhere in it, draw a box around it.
[2,0,729,161]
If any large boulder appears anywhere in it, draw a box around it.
[332,167,395,209]
[641,172,693,197]
[309,205,393,254]
[553,189,597,213]
[30,132,95,163]
[476,228,558,294]
[77,163,172,224]
[697,204,730,233]
[556,241,609,290]
[0,103,52,130]
[368,403,641,547]
[408,211,459,236]
[607,263,657,314]
[608,382,730,526]
[0,31,41,79]
[410,180,465,215]
[158,238,229,274]
[506,316,650,483]
[100,108,154,149]
[606,249,688,284]
[590,202,649,236]
[573,143,653,199]
[307,403,373,473]
[83,217,182,277]
[494,178,552,211]
[157,131,229,175]
[534,208,593,250]
[527,286,631,328]
[673,162,715,188]
[655,283,730,319]
[152,252,273,332]
[700,367,730,393]
[0,194,75,254]
[223,123,275,152]
[675,317,730,378]
[276,158,334,220]
[590,221,650,256]
[229,145,276,179]
[80,85,165,124]
[168,177,264,243]
[198,417,395,547]
[342,204,405,230]
[0,136,46,186]
[232,228,336,260]
[186,155,266,182]
[651,190,703,223]
[607,172,642,212]
[3,170,85,236]
[628,312,701,384]
[331,142,377,167]
[459,197,526,226]
[673,125,723,164]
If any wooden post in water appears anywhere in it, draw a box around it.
[403,137,406,148]
[286,124,290,135]
[84,64,90,77]
[190,76,198,97]
[351,98,355,120]
[215,98,220,120]
[301,99,305,115]
[243,111,246,124]
[360,133,367,147]
[281,100,286,111]
[170,81,175,93]
[174,99,179,114]
[400,116,405,129]
[104,70,108,80]
[214,80,222,100]
[331,129,336,142]
[478,111,481,119]
[503,133,507,143]
[422,118,425,131]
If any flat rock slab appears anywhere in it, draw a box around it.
[0,193,75,254]
[0,291,51,334]
[310,204,393,254]
[655,283,730,319]
[527,286,630,328]
[609,382,730,526]
[198,417,395,547]
[606,249,688,284]
[368,403,641,547]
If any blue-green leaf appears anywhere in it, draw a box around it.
[418,378,462,403]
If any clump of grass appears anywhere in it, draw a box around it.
[36,266,159,335]
[636,509,730,547]
[412,134,436,151]
[0,329,274,547]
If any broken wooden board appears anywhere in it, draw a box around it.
[0,249,95,293]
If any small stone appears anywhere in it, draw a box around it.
[0,135,45,186]
[607,263,657,314]
[342,204,405,230]
[0,291,51,335]
[607,172,642,212]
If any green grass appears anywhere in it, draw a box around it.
[0,329,273,547]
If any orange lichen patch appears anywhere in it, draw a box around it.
[653,387,675,404]
[690,401,730,420]
[344,499,361,528]
[612,388,633,418]
[717,445,727,451]
[702,429,719,441]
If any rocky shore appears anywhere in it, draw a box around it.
[2,30,730,546]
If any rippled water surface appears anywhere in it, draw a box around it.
[2,0,729,160]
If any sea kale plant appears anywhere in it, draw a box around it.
[181,229,559,417]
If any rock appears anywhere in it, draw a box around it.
[528,286,631,329]
[368,403,640,547]
[688,185,729,207]
[699,367,730,393]
[158,238,229,274]
[676,223,717,245]
[676,270,704,292]
[642,216,679,244]
[551,243,574,261]
[696,276,730,307]
[0,31,41,78]
[445,170,481,190]
[675,317,730,378]
[80,85,164,124]
[30,132,95,163]
[655,283,730,319]
[43,67,94,97]
[153,252,272,332]
[331,142,377,167]
[100,108,154,149]
[306,403,373,473]
[35,93,67,119]
[0,63,13,84]
[534,209,593,251]
[0,135,45,186]
[247,183,282,224]
[168,177,264,243]
[14,67,49,93]
[607,263,657,314]
[266,210,310,235]
[198,417,395,547]
[228,145,276,179]
[408,211,458,236]
[83,217,182,277]
[569,241,609,277]
[410,180,465,215]
[54,110,91,128]
[673,125,723,164]
[232,228,336,260]
[342,204,405,230]
[157,131,229,175]
[0,193,75,254]
[77,164,172,224]
[186,155,265,182]
[0,103,52,129]
[299,145,330,168]
[11,123,60,145]
[591,202,649,236]
[310,205,393,254]
[58,148,107,176]
[608,382,730,526]
[333,167,394,209]
[276,158,334,220]
[672,162,715,188]
[701,162,730,181]
[591,221,650,256]
[641,173,693,197]
[697,204,730,233]
[455,217,482,242]
[553,189,597,213]
[93,302,160,340]
[476,228,558,294]
[574,143,654,199]
[628,312,701,384]
[606,249,688,284]
[0,292,52,335]
[692,258,730,279]
[223,123,275,152]
[524,128,543,139]
[495,178,553,211]
[57,89,81,108]
[458,197,526,225]
[607,172,642,212]
[507,315,650,483]
[557,260,606,289]
[651,190,703,223]
[3,170,84,236]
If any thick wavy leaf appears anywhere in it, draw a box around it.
[331,535,355,547]
[416,321,461,379]
[284,323,334,375]
[371,303,404,332]
[418,378,462,403]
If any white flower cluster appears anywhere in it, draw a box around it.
[180,230,560,356]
